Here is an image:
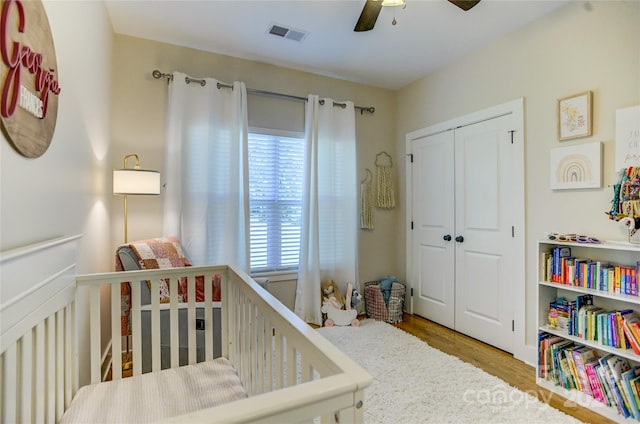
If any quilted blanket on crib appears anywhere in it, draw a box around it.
[60,357,247,423]
[116,236,221,335]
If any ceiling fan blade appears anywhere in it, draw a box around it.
[448,0,481,11]
[354,0,383,32]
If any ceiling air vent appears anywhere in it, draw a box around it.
[267,23,308,42]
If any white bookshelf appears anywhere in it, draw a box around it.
[536,239,640,422]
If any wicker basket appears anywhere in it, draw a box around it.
[364,280,405,323]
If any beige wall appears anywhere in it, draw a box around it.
[0,1,114,385]
[396,1,640,358]
[110,34,400,288]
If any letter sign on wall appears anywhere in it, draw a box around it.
[0,0,60,158]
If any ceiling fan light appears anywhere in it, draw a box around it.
[381,0,405,7]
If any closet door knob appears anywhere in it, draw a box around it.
[443,235,452,241]
[455,236,464,243]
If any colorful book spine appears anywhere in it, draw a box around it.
[585,360,605,403]
[545,249,638,298]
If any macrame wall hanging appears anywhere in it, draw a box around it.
[375,151,396,209]
[360,169,374,229]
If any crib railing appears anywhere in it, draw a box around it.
[1,235,80,424]
[76,265,228,382]
[76,264,372,423]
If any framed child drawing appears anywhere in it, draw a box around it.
[558,91,592,141]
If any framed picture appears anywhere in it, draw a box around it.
[614,104,640,170]
[558,91,592,141]
[550,142,602,190]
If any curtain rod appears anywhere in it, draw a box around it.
[152,70,375,115]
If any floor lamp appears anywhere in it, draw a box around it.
[113,153,161,243]
[113,153,160,372]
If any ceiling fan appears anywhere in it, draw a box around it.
[354,0,481,32]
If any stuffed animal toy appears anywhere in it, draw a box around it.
[350,287,362,310]
[321,280,360,327]
[321,279,345,310]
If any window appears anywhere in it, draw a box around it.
[248,129,304,273]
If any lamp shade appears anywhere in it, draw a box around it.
[113,169,161,195]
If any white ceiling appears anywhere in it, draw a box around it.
[105,0,567,90]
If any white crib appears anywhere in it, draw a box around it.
[0,236,372,423]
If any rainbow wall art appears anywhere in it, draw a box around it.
[550,142,602,190]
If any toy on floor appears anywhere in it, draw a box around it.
[321,280,360,327]
[350,286,362,310]
[321,279,345,310]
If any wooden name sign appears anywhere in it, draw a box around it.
[0,0,60,158]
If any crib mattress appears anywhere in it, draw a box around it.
[61,357,247,423]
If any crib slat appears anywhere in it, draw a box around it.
[110,283,122,380]
[286,339,295,387]
[20,331,32,423]
[89,284,101,383]
[169,278,179,369]
[245,301,257,395]
[265,319,273,392]
[256,314,265,394]
[131,280,142,376]
[55,309,64,421]
[34,320,45,423]
[241,290,249,391]
[274,330,283,390]
[150,279,160,372]
[204,276,213,361]
[65,302,77,407]
[220,273,229,360]
[2,341,17,423]
[301,355,312,383]
[252,311,260,394]
[187,277,196,365]
[45,315,55,424]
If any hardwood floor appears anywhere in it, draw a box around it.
[393,313,616,424]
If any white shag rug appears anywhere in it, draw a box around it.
[317,319,584,424]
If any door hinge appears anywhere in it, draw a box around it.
[411,221,414,230]
[508,130,515,144]
[511,226,515,237]
[512,320,515,332]
[407,153,413,163]
[410,288,414,297]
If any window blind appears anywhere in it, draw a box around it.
[248,132,304,273]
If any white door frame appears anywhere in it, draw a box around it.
[405,98,527,362]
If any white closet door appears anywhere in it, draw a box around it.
[408,112,518,354]
[453,113,515,353]
[411,130,455,328]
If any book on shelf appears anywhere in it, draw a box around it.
[602,354,632,418]
[554,341,575,388]
[574,294,593,338]
[621,367,640,419]
[539,331,640,418]
[548,297,572,331]
[539,333,565,379]
[565,344,584,391]
[597,362,615,407]
[541,246,638,297]
[571,346,598,395]
[631,375,640,417]
[622,311,640,355]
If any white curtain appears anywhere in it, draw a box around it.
[162,72,250,269]
[295,95,358,325]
